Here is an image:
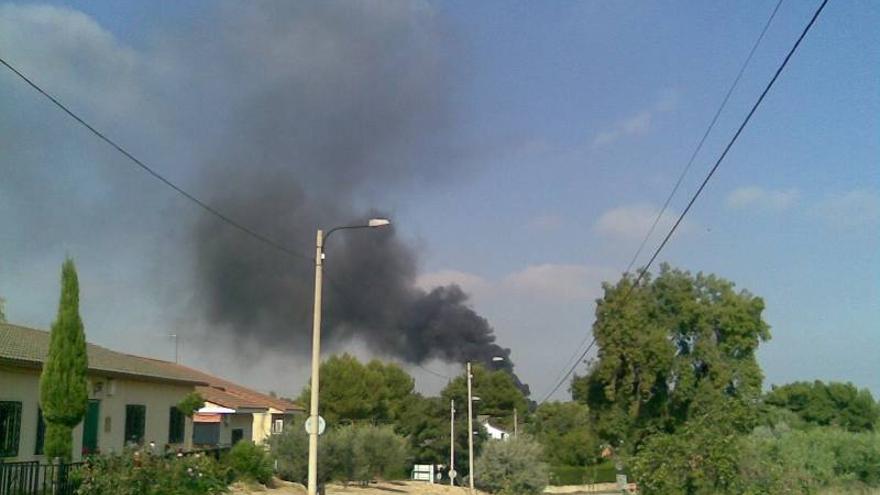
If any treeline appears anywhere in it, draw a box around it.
[268,265,879,495]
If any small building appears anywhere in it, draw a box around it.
[0,323,304,462]
[480,417,511,441]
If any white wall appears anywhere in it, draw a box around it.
[0,365,195,462]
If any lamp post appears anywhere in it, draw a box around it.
[466,362,475,492]
[467,356,505,492]
[449,399,455,486]
[307,218,390,495]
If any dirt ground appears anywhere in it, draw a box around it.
[230,479,486,495]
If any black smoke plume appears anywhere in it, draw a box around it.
[188,2,529,394]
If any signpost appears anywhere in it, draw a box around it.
[304,415,326,436]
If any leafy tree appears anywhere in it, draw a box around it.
[297,354,416,425]
[0,295,6,322]
[571,265,770,448]
[39,258,89,460]
[527,401,599,466]
[765,380,879,432]
[441,363,528,431]
[394,393,488,478]
[475,436,548,495]
[366,359,416,422]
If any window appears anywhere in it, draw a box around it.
[0,401,22,457]
[192,423,220,446]
[231,428,244,445]
[271,417,284,434]
[168,407,185,444]
[124,405,146,446]
[35,408,46,455]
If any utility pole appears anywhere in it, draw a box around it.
[513,407,518,438]
[450,399,455,486]
[467,362,475,492]
[307,229,324,495]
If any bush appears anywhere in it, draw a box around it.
[475,436,548,495]
[76,449,228,495]
[351,425,409,483]
[737,425,880,494]
[270,422,409,485]
[224,441,273,485]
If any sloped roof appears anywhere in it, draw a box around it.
[0,323,206,386]
[198,385,267,411]
[159,362,304,413]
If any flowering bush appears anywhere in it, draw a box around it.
[76,448,229,495]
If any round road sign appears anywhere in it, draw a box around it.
[304,415,326,436]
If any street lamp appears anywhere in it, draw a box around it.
[466,357,504,493]
[307,218,390,495]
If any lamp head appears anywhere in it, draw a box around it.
[368,218,391,228]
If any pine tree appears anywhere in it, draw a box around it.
[39,258,89,461]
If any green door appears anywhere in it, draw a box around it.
[82,400,100,455]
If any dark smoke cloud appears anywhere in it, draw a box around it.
[187,2,529,393]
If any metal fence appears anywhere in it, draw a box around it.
[0,460,82,495]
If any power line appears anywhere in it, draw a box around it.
[417,364,452,381]
[544,0,785,402]
[624,0,785,275]
[0,56,311,261]
[538,0,830,404]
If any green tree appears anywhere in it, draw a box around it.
[441,364,528,431]
[297,354,417,425]
[571,265,770,448]
[0,295,6,322]
[39,258,89,460]
[765,380,879,432]
[527,401,598,466]
[631,401,752,495]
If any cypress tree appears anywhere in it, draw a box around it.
[39,258,89,461]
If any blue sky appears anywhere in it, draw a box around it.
[1,0,877,400]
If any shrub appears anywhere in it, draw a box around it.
[737,425,880,494]
[270,422,408,486]
[352,425,409,483]
[224,441,273,485]
[475,436,548,495]
[76,449,228,495]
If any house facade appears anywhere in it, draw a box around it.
[0,324,205,462]
[0,323,303,463]
[163,363,303,447]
